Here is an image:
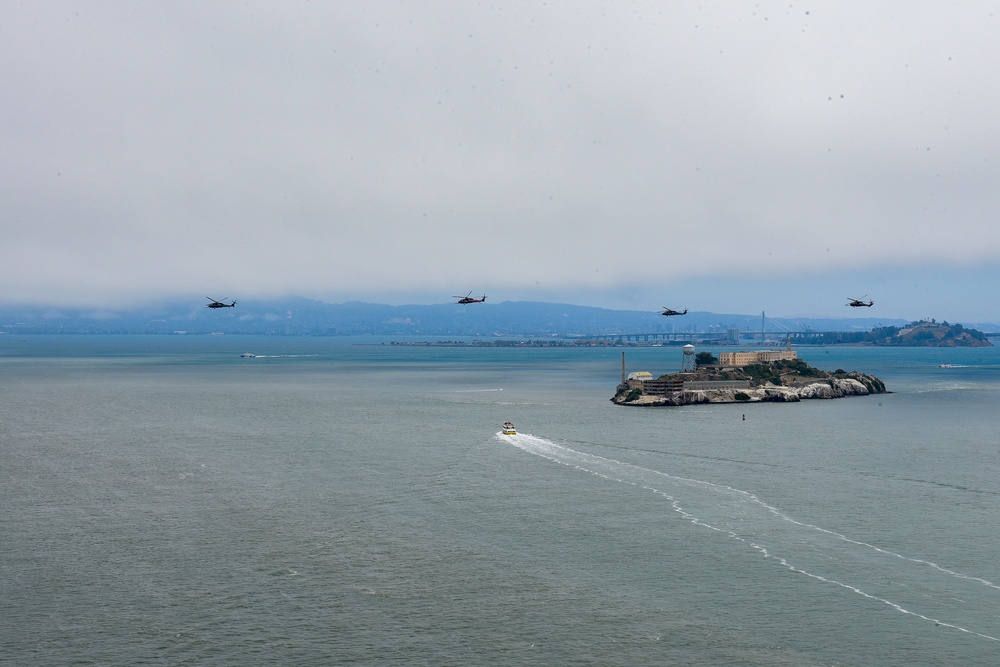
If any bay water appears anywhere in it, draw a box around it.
[2,336,999,666]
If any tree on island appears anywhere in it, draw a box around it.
[695,351,718,366]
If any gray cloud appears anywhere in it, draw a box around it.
[3,2,1000,319]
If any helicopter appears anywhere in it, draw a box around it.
[846,295,874,308]
[206,297,237,309]
[453,292,487,304]
[660,307,688,317]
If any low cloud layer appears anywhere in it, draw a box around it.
[4,3,1000,319]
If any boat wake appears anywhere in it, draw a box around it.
[244,354,320,359]
[496,432,999,642]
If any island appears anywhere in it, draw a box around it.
[806,320,992,347]
[613,348,887,406]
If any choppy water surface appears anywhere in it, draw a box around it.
[2,336,999,665]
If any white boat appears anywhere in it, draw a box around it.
[241,352,256,358]
[501,421,516,435]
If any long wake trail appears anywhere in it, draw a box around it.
[498,432,1000,642]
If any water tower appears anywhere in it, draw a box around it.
[681,344,696,371]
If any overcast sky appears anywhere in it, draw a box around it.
[4,2,1000,321]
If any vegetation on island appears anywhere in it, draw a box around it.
[694,351,718,366]
[805,320,991,347]
[663,358,884,392]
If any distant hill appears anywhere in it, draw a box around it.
[800,320,993,347]
[0,297,992,338]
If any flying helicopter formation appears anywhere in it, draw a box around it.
[206,297,237,309]
[846,295,874,308]
[204,292,875,315]
[453,292,487,304]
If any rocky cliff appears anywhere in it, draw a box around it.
[612,360,887,407]
[614,373,884,406]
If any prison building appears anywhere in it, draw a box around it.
[718,349,798,367]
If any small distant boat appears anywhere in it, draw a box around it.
[501,421,517,435]
[240,352,256,358]
[938,363,954,368]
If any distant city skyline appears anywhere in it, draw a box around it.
[4,3,1000,321]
